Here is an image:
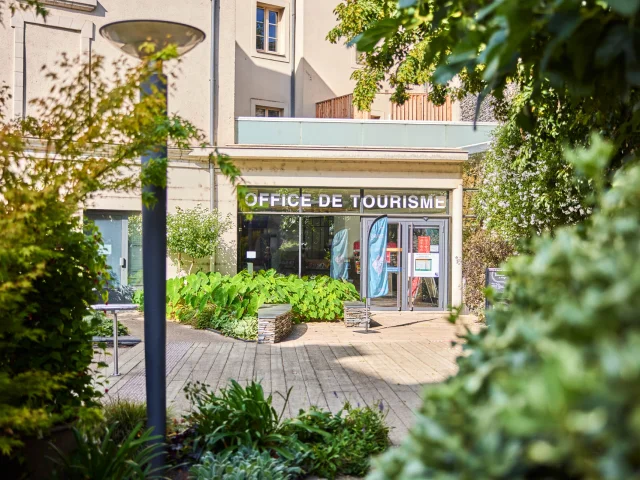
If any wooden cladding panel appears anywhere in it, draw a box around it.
[316,93,452,121]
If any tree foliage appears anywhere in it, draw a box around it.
[328,0,485,111]
[474,88,596,244]
[371,135,640,480]
[0,22,213,459]
[166,205,232,274]
[338,1,639,136]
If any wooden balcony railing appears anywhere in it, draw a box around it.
[316,93,452,121]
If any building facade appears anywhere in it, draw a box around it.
[1,0,496,310]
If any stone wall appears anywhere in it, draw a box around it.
[257,304,293,344]
[344,301,368,327]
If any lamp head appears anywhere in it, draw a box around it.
[99,20,205,59]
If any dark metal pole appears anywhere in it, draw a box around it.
[141,66,167,470]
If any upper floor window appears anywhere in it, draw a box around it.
[256,6,279,53]
[256,106,283,117]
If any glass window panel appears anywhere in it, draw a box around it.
[268,39,277,52]
[361,189,449,214]
[267,109,281,117]
[238,214,299,275]
[239,187,301,213]
[268,24,277,38]
[256,35,264,50]
[301,215,361,290]
[370,222,401,308]
[256,107,266,117]
[256,7,264,22]
[85,213,123,287]
[268,10,277,24]
[128,216,143,287]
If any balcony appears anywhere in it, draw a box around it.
[316,93,453,121]
[234,117,496,153]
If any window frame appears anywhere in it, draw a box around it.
[256,6,280,54]
[250,98,289,117]
[256,106,284,118]
[252,0,290,63]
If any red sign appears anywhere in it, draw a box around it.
[417,236,431,253]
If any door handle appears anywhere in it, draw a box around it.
[120,257,126,268]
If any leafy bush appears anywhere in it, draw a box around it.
[191,447,302,480]
[184,380,389,478]
[163,269,360,332]
[84,311,130,337]
[129,205,232,276]
[98,399,148,446]
[193,308,258,340]
[184,380,297,458]
[462,229,515,316]
[370,138,640,478]
[284,403,390,478]
[52,423,164,479]
[0,39,208,456]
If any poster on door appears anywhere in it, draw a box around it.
[411,253,439,278]
[417,236,430,253]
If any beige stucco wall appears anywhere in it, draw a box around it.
[1,1,212,134]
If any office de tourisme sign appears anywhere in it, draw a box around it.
[244,192,447,211]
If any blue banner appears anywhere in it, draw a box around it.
[330,229,349,280]
[367,217,388,298]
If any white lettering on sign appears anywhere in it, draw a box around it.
[243,192,448,211]
[245,192,258,207]
[319,194,331,208]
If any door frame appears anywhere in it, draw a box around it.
[403,219,449,311]
[361,217,449,311]
[85,211,129,287]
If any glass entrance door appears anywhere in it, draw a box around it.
[405,221,448,310]
[85,212,128,287]
[362,218,448,310]
[368,221,401,309]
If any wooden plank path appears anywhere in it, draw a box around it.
[94,312,477,443]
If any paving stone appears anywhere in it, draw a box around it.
[95,312,479,444]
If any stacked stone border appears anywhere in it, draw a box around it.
[257,304,293,344]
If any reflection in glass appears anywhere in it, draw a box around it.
[370,222,400,308]
[238,215,299,275]
[256,7,265,50]
[301,215,360,290]
[409,227,439,308]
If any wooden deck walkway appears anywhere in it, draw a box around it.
[94,313,477,444]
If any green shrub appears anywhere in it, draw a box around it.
[52,423,164,479]
[369,138,640,478]
[190,447,302,480]
[184,380,298,458]
[193,306,258,340]
[84,310,130,337]
[99,399,148,446]
[284,403,390,478]
[184,380,390,479]
[166,269,360,330]
[462,228,515,317]
[92,398,178,447]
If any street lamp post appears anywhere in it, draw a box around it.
[100,20,205,469]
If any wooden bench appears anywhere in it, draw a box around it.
[344,301,368,327]
[257,304,293,344]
